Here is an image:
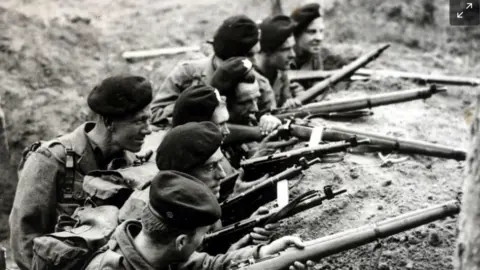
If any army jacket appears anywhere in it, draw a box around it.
[84,220,262,270]
[150,55,277,124]
[9,122,135,270]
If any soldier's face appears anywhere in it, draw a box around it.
[211,103,230,138]
[268,36,296,71]
[189,148,226,198]
[228,82,261,125]
[296,17,324,54]
[111,107,152,153]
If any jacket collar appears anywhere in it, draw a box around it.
[114,220,170,270]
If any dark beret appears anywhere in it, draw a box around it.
[213,15,260,60]
[210,57,255,98]
[259,15,296,53]
[149,170,221,230]
[87,75,153,117]
[156,122,223,173]
[291,3,321,36]
[172,85,221,127]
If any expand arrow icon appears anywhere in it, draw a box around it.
[467,3,473,9]
[457,11,464,18]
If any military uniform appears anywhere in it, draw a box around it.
[150,55,276,125]
[84,220,261,270]
[9,122,136,270]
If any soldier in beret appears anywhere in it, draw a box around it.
[119,122,278,253]
[210,57,298,167]
[291,3,326,71]
[150,15,277,129]
[86,170,312,270]
[9,75,153,270]
[256,14,306,109]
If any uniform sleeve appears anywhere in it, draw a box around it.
[253,71,277,116]
[150,62,197,124]
[9,151,60,270]
[176,245,262,270]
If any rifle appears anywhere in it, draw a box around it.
[274,85,446,120]
[240,137,370,180]
[287,44,390,105]
[207,186,346,248]
[228,200,460,270]
[284,121,466,161]
[287,67,480,86]
[221,157,321,225]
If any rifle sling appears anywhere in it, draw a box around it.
[265,190,318,224]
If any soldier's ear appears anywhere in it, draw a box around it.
[103,116,115,131]
[175,234,188,251]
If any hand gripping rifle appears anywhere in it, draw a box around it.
[221,157,321,225]
[205,186,346,253]
[228,200,460,270]
[240,137,370,180]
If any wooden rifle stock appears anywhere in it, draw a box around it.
[229,200,460,270]
[288,68,480,86]
[274,85,446,120]
[294,44,390,104]
[286,123,466,160]
[223,124,264,145]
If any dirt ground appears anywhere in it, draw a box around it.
[0,0,479,269]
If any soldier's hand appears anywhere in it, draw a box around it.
[250,223,279,244]
[290,82,305,96]
[259,236,305,257]
[227,234,251,252]
[232,170,269,195]
[251,130,299,158]
[289,260,315,270]
[282,98,302,109]
[259,114,282,135]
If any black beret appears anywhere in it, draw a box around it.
[291,3,321,36]
[172,85,221,127]
[87,75,153,117]
[156,122,223,173]
[210,57,255,98]
[213,15,260,60]
[259,15,296,53]
[149,170,221,229]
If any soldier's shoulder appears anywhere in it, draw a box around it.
[177,57,210,70]
[85,250,124,270]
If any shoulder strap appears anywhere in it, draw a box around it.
[46,138,77,201]
[63,140,76,200]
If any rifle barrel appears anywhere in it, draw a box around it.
[297,44,390,104]
[324,126,466,161]
[275,85,446,120]
[232,200,459,270]
[288,68,480,86]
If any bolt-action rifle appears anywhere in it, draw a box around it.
[240,137,370,180]
[204,186,346,254]
[274,85,446,120]
[221,157,322,225]
[228,200,460,270]
[283,120,466,161]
